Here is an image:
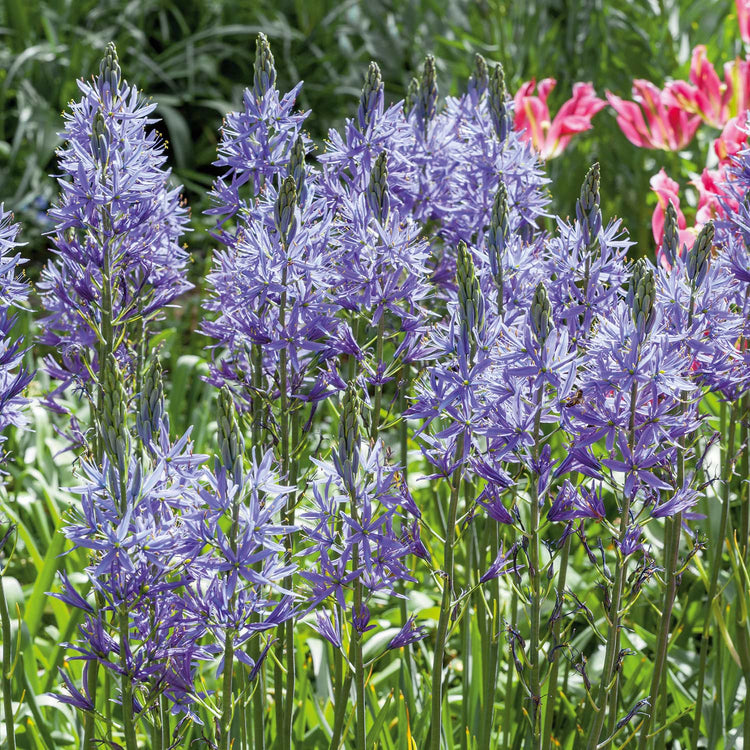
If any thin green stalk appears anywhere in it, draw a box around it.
[119,609,138,750]
[528,395,544,749]
[0,577,16,750]
[429,434,465,750]
[503,588,518,749]
[397,364,417,711]
[370,315,386,442]
[276,267,291,750]
[587,381,639,750]
[220,469,243,750]
[691,411,736,749]
[282,410,301,742]
[329,663,352,750]
[541,532,572,750]
[160,695,170,750]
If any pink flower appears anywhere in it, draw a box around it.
[665,46,732,128]
[737,0,750,45]
[606,80,701,150]
[649,169,695,266]
[726,57,750,118]
[715,111,749,164]
[692,168,735,224]
[513,79,605,160]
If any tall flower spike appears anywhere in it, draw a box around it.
[367,151,390,223]
[99,354,129,475]
[662,202,680,269]
[253,32,277,99]
[576,162,602,248]
[487,182,510,311]
[468,53,489,98]
[530,282,552,345]
[627,258,656,334]
[136,358,165,448]
[686,220,715,288]
[404,77,419,117]
[457,241,485,358]
[98,41,121,91]
[334,382,361,495]
[288,135,307,205]
[217,386,245,487]
[489,63,511,142]
[274,175,298,246]
[358,61,384,131]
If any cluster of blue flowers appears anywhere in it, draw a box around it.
[0,36,744,750]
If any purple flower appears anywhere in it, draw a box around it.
[387,616,428,650]
[38,44,190,408]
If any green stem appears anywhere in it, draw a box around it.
[541,532,572,750]
[429,434,465,750]
[276,266,291,750]
[587,380,639,750]
[0,577,16,750]
[119,609,137,750]
[691,410,736,749]
[160,695,170,749]
[329,658,352,750]
[528,387,544,749]
[370,316,386,442]
[282,411,301,742]
[503,587,518,750]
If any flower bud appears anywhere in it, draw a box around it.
[415,54,438,135]
[530,282,552,345]
[488,182,509,310]
[489,63,511,142]
[662,202,680,269]
[98,42,122,92]
[99,353,129,475]
[274,175,298,246]
[404,77,420,117]
[576,162,601,248]
[366,151,390,223]
[686,220,714,288]
[358,61,384,131]
[253,32,277,99]
[468,53,489,99]
[137,358,166,448]
[627,258,656,335]
[217,387,244,487]
[335,382,361,494]
[457,241,485,358]
[288,136,307,206]
[90,111,108,164]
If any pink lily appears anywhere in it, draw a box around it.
[606,80,701,150]
[513,79,605,160]
[738,0,750,45]
[650,169,695,265]
[665,46,732,128]
[715,111,748,163]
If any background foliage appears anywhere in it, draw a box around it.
[0,0,741,268]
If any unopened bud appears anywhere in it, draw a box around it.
[489,64,510,142]
[686,221,714,288]
[627,258,656,334]
[367,151,390,222]
[358,61,383,131]
[253,33,277,99]
[468,53,489,98]
[274,176,298,245]
[530,283,552,344]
